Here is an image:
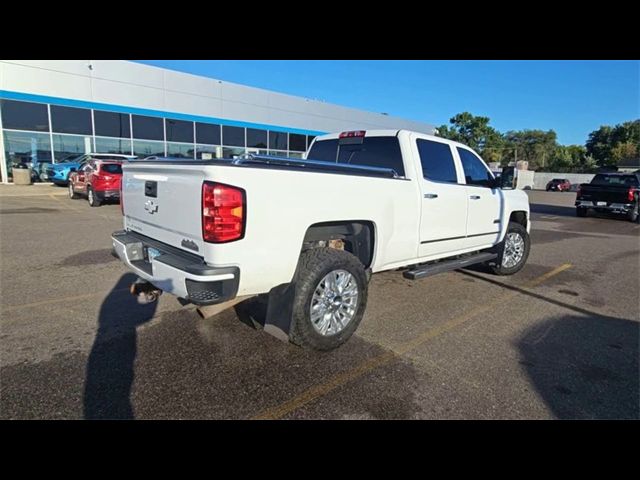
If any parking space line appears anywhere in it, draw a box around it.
[251,263,572,420]
[48,193,83,213]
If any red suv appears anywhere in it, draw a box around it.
[68,160,122,207]
[546,178,572,192]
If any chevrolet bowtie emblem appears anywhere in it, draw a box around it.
[144,200,158,214]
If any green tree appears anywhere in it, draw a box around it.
[502,129,558,170]
[586,120,639,167]
[437,112,505,162]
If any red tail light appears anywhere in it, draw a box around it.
[202,181,245,243]
[628,187,635,203]
[339,130,366,139]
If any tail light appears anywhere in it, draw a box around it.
[339,130,366,139]
[628,187,635,203]
[202,181,245,243]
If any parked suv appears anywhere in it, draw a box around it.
[48,153,135,186]
[546,178,571,192]
[68,160,123,207]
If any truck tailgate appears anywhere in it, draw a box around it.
[579,185,630,204]
[122,163,206,255]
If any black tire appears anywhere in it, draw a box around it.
[576,207,587,217]
[289,248,368,351]
[68,182,79,199]
[87,186,101,207]
[490,222,530,276]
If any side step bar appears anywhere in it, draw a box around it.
[403,252,498,280]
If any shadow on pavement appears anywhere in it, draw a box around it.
[83,273,158,419]
[517,314,639,419]
[529,203,577,217]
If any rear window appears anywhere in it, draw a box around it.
[307,137,405,177]
[591,174,638,186]
[552,178,566,182]
[101,163,122,174]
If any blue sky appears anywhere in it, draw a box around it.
[136,60,639,145]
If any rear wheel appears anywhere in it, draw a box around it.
[289,248,368,351]
[576,207,587,217]
[68,182,79,199]
[490,222,530,276]
[87,187,101,207]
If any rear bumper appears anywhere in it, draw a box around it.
[96,189,119,199]
[111,230,239,305]
[575,200,633,213]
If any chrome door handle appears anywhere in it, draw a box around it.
[470,195,481,200]
[424,193,438,199]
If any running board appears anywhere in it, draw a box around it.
[403,252,498,280]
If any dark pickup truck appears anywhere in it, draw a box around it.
[575,173,640,222]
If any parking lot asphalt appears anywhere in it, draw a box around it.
[1,187,638,419]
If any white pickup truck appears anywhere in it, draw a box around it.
[112,129,530,350]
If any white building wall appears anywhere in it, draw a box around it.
[0,60,435,135]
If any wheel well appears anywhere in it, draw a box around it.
[509,211,527,227]
[302,221,375,268]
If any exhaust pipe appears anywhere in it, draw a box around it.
[130,279,163,304]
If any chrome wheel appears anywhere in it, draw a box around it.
[88,188,94,205]
[310,269,359,336]
[502,232,525,268]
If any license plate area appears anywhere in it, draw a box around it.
[596,201,607,206]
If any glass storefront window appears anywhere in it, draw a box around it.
[268,150,288,157]
[166,142,195,159]
[165,119,193,143]
[195,144,222,160]
[196,123,220,145]
[52,134,92,161]
[222,126,245,147]
[50,105,92,135]
[269,131,288,150]
[1,100,49,132]
[247,128,267,148]
[94,111,131,138]
[3,130,52,182]
[132,115,164,140]
[288,152,304,159]
[222,147,245,159]
[133,140,164,158]
[95,136,132,155]
[289,133,306,152]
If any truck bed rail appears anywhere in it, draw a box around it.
[127,154,402,180]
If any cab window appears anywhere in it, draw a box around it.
[457,147,494,188]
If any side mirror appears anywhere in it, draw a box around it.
[499,166,517,190]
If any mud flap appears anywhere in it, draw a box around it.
[263,282,296,343]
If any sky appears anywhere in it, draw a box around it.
[136,60,639,145]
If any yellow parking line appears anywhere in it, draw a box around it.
[48,193,83,213]
[251,263,572,420]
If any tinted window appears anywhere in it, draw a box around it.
[196,123,221,145]
[95,136,131,154]
[457,147,494,188]
[94,111,130,138]
[247,128,267,148]
[308,137,405,176]
[289,133,306,152]
[591,174,639,186]
[132,115,163,140]
[165,118,193,143]
[417,139,457,183]
[269,131,288,150]
[50,105,92,135]
[222,125,245,147]
[1,100,49,131]
[307,139,338,162]
[101,163,122,174]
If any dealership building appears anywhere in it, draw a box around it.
[0,60,435,183]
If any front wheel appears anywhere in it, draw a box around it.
[490,222,530,275]
[289,248,368,351]
[68,182,79,199]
